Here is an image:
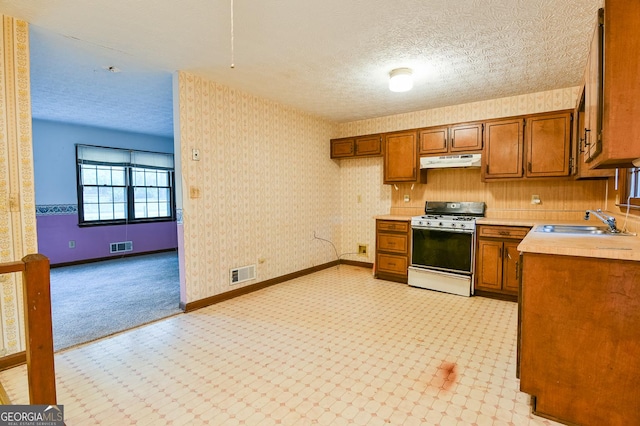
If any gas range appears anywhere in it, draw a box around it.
[411,201,485,233]
[409,201,486,297]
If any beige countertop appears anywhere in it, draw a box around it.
[518,225,640,261]
[374,214,412,221]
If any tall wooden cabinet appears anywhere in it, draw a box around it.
[475,225,529,301]
[583,1,640,168]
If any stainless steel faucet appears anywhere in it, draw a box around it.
[584,209,620,233]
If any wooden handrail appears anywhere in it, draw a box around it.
[0,254,57,405]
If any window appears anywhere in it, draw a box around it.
[77,145,175,225]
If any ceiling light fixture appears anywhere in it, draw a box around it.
[389,68,413,92]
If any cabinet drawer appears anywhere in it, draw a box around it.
[378,233,408,254]
[478,225,529,240]
[377,220,409,233]
[377,253,408,275]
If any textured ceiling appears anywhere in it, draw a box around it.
[0,0,603,138]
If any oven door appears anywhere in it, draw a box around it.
[411,227,474,275]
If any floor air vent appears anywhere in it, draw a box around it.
[230,265,256,285]
[110,241,133,254]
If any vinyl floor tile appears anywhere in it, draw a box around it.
[0,265,563,425]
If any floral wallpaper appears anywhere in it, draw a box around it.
[0,17,35,354]
[176,72,340,303]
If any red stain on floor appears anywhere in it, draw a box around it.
[439,361,458,390]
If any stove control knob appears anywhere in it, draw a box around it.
[438,222,443,226]
[426,221,431,226]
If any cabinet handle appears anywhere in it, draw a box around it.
[527,162,532,173]
[584,128,591,146]
[388,242,396,245]
[388,262,396,266]
[485,164,489,174]
[515,261,519,280]
[506,249,511,260]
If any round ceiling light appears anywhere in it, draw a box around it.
[389,68,413,92]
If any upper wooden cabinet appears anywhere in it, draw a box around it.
[483,118,524,180]
[383,130,419,184]
[584,2,640,168]
[525,111,572,178]
[330,134,382,159]
[483,111,573,181]
[419,122,483,155]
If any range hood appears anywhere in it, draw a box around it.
[420,153,482,169]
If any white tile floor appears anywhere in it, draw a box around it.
[0,265,562,425]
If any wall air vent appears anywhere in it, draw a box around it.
[110,241,133,254]
[230,264,256,285]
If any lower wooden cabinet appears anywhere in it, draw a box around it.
[475,225,530,300]
[375,219,410,283]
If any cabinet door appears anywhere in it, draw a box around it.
[384,131,418,183]
[475,240,503,291]
[330,138,354,158]
[355,135,382,156]
[450,123,483,152]
[419,127,448,155]
[526,112,571,177]
[502,241,520,294]
[483,119,524,179]
[584,9,603,163]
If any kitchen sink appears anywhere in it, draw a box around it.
[536,225,621,235]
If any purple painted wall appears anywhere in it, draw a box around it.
[37,214,178,265]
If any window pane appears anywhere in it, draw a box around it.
[84,204,99,221]
[158,188,169,202]
[97,166,112,185]
[112,167,126,186]
[134,187,146,202]
[147,188,159,201]
[113,187,126,203]
[145,170,157,186]
[113,203,126,219]
[82,166,97,185]
[135,202,147,218]
[134,169,145,186]
[99,187,114,203]
[156,172,168,187]
[99,204,114,220]
[159,202,170,217]
[147,203,159,217]
[83,187,99,203]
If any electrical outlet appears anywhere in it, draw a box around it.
[358,244,368,256]
[531,194,541,205]
[404,194,410,202]
[192,148,200,161]
[68,240,76,249]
